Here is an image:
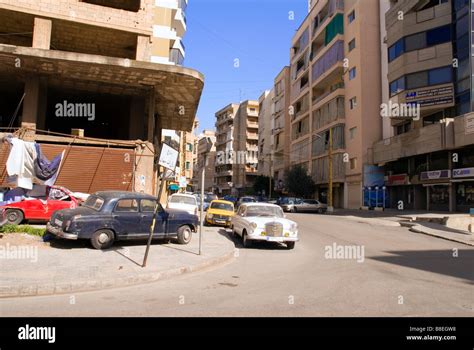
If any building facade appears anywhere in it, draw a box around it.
[258,90,274,177]
[214,101,259,195]
[0,0,203,196]
[373,0,474,213]
[195,129,216,192]
[289,0,382,208]
[272,66,291,192]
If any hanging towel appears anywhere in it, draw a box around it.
[6,138,37,190]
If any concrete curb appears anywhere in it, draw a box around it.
[0,249,237,299]
[409,225,474,247]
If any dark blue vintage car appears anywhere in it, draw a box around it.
[46,191,199,249]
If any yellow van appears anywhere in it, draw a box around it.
[205,200,235,227]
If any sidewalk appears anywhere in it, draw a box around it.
[0,227,236,298]
[331,208,474,246]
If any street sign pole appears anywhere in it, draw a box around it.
[199,153,206,256]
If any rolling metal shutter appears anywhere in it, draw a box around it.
[0,143,135,193]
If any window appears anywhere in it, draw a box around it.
[404,32,426,52]
[349,67,356,80]
[186,143,193,152]
[428,66,452,85]
[427,25,451,46]
[349,97,357,109]
[186,161,190,170]
[115,199,139,212]
[389,76,405,96]
[406,71,428,89]
[141,200,156,212]
[348,10,355,23]
[349,127,357,139]
[275,133,280,147]
[350,158,357,170]
[388,39,404,62]
[395,121,412,135]
[348,38,356,52]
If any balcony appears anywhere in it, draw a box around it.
[247,121,258,128]
[373,120,454,164]
[247,133,258,140]
[169,48,184,66]
[312,82,344,107]
[311,40,344,87]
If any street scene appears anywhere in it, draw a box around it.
[0,0,473,336]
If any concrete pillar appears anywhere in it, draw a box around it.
[32,18,52,50]
[146,90,156,142]
[136,35,151,61]
[129,96,145,139]
[21,76,47,130]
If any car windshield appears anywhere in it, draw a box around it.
[279,197,294,204]
[241,197,256,203]
[205,194,218,202]
[169,195,196,205]
[245,205,283,217]
[83,195,104,211]
[210,202,233,211]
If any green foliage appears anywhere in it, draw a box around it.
[285,165,316,198]
[0,224,46,237]
[253,175,274,195]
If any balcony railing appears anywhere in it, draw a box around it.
[170,48,184,66]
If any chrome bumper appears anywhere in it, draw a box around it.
[46,222,78,240]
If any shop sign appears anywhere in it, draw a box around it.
[386,174,408,186]
[453,167,474,178]
[420,170,451,181]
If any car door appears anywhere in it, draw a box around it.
[112,198,141,239]
[294,198,305,211]
[303,200,317,212]
[233,205,245,235]
[139,199,165,238]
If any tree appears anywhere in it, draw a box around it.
[253,175,273,196]
[285,165,316,198]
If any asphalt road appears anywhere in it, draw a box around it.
[1,213,473,316]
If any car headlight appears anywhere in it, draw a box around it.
[207,213,213,219]
[250,222,257,229]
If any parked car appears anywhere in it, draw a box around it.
[277,197,299,212]
[280,198,327,213]
[231,203,298,249]
[167,193,198,216]
[236,196,257,209]
[222,195,237,204]
[46,191,198,249]
[205,200,235,227]
[0,186,79,225]
[194,193,219,212]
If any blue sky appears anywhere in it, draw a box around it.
[184,0,308,132]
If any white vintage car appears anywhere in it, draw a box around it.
[231,203,298,249]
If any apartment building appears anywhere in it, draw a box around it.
[214,101,259,195]
[289,0,382,208]
[195,129,216,192]
[0,0,202,195]
[372,0,474,213]
[258,90,274,177]
[272,66,291,192]
[152,0,187,65]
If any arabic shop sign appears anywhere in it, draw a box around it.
[453,167,474,178]
[420,170,451,181]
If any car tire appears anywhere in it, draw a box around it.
[177,225,192,245]
[291,207,297,213]
[318,208,324,214]
[286,241,296,250]
[5,209,24,225]
[90,229,114,250]
[242,230,251,248]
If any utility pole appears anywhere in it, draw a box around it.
[328,127,334,213]
[199,137,213,255]
[269,152,273,199]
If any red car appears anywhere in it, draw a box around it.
[1,186,79,225]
